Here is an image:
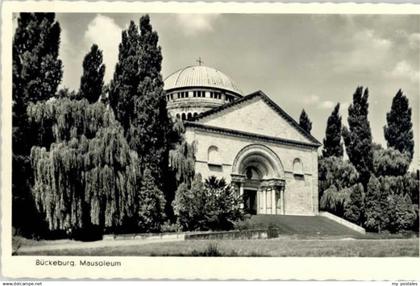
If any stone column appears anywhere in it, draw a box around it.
[280,187,285,215]
[239,183,244,209]
[256,191,260,214]
[272,187,276,215]
[262,188,267,214]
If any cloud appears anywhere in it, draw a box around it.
[302,94,337,110]
[84,14,122,83]
[319,101,336,110]
[59,27,83,90]
[175,14,220,36]
[390,60,420,83]
[303,94,320,104]
[408,33,420,49]
[332,29,392,73]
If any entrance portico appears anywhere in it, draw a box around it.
[231,144,286,215]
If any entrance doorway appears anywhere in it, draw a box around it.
[243,189,257,215]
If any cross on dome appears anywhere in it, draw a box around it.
[196,57,204,66]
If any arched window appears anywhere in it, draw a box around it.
[293,158,304,176]
[193,112,198,117]
[176,114,180,119]
[187,113,192,120]
[208,146,222,166]
[181,113,186,121]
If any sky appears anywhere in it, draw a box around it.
[55,13,419,169]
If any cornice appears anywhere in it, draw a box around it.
[185,121,321,149]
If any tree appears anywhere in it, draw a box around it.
[342,87,373,188]
[318,156,359,199]
[29,99,145,237]
[137,168,166,232]
[172,175,207,231]
[205,176,227,190]
[373,147,410,177]
[164,119,196,219]
[56,87,78,100]
[109,20,140,132]
[384,90,414,161]
[299,109,312,134]
[79,44,105,104]
[13,13,63,154]
[127,15,171,183]
[173,175,243,231]
[387,194,417,233]
[364,175,388,232]
[320,185,350,216]
[12,13,63,236]
[109,15,179,218]
[343,183,364,225]
[322,103,344,158]
[109,15,171,185]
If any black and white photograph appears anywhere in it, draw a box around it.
[1,1,420,280]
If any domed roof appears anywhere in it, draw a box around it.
[164,65,242,95]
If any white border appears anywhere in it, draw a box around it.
[1,1,420,279]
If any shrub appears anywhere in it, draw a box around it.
[161,221,181,233]
[387,194,417,233]
[173,175,244,231]
[267,224,279,238]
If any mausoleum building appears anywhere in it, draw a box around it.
[164,64,321,216]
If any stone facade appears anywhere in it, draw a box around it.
[164,65,321,216]
[184,91,321,216]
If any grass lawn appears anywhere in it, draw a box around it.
[243,215,362,236]
[21,238,419,257]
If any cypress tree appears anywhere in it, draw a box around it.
[299,109,312,134]
[109,15,171,183]
[12,13,63,236]
[384,89,414,161]
[342,87,373,188]
[344,183,364,225]
[109,20,140,132]
[109,15,178,216]
[137,168,166,232]
[322,103,344,158]
[364,175,389,232]
[79,44,105,104]
[128,15,171,183]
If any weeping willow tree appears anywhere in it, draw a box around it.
[168,119,196,186]
[28,98,165,236]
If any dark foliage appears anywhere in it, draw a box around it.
[173,175,243,231]
[343,183,365,225]
[12,13,63,236]
[384,89,414,161]
[364,175,388,232]
[322,103,344,158]
[109,15,176,216]
[318,156,360,191]
[108,20,140,132]
[373,147,410,177]
[79,44,105,103]
[299,109,312,134]
[342,87,373,188]
[29,99,166,237]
